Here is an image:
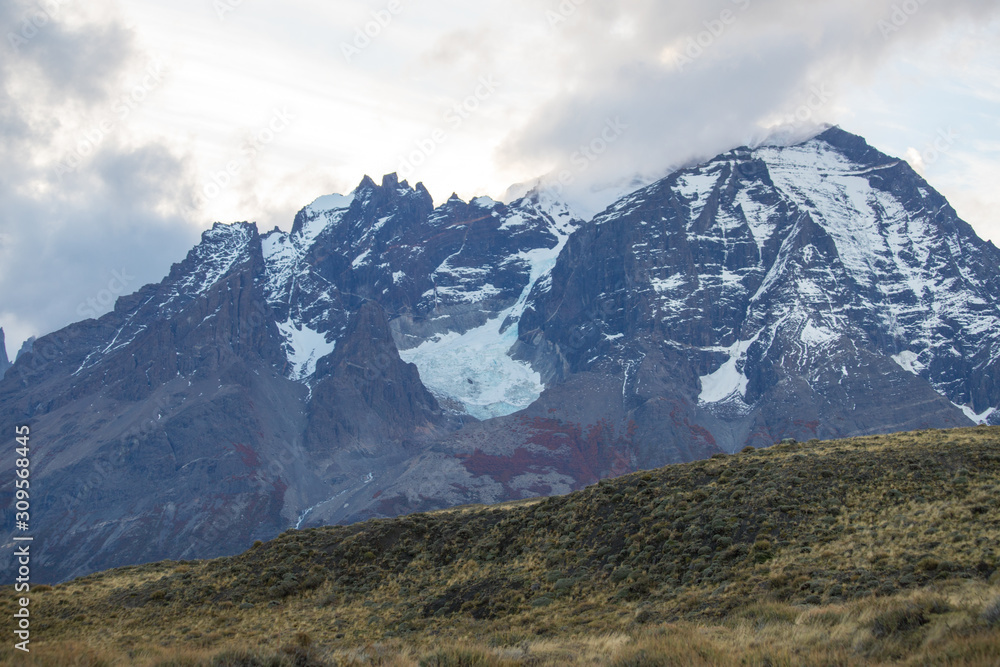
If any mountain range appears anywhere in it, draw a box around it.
[2,126,999,583]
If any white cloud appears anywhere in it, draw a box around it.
[1,0,999,351]
[905,147,926,174]
[0,0,202,353]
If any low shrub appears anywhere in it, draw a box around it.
[870,602,927,638]
[981,595,1000,627]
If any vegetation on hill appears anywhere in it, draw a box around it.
[4,426,1000,665]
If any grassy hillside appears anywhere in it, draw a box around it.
[4,426,1000,665]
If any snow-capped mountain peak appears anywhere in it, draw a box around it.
[305,192,355,217]
[517,126,1000,454]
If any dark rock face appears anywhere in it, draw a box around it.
[2,128,998,583]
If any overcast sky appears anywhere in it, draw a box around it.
[1,0,999,357]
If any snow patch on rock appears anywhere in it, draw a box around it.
[952,403,996,425]
[276,319,336,381]
[892,351,926,376]
[698,334,761,411]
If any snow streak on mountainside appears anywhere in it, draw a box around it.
[261,195,357,381]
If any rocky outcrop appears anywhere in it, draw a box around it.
[304,301,446,476]
[0,329,9,379]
